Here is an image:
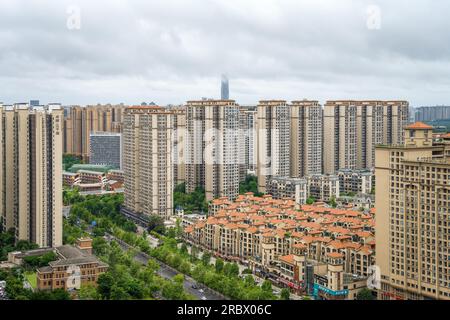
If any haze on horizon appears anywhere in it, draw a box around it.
[0,0,449,107]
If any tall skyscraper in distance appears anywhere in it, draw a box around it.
[30,100,40,107]
[375,122,450,300]
[0,103,63,248]
[122,106,174,220]
[221,74,229,100]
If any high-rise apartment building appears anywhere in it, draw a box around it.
[0,103,63,247]
[122,106,174,220]
[256,100,291,193]
[89,132,122,169]
[415,106,450,122]
[375,122,450,300]
[63,104,126,161]
[324,100,409,174]
[239,106,257,181]
[171,106,186,186]
[185,100,240,201]
[290,100,323,177]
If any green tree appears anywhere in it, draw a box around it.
[147,215,166,235]
[239,176,263,196]
[215,258,224,273]
[29,289,70,300]
[306,197,316,205]
[229,263,239,277]
[356,288,375,300]
[244,275,255,287]
[166,228,177,239]
[4,273,32,299]
[162,274,186,300]
[261,280,272,293]
[63,154,83,171]
[201,252,211,266]
[1,229,38,261]
[179,261,191,275]
[180,243,188,255]
[110,284,130,300]
[281,288,290,300]
[147,259,160,273]
[97,273,115,299]
[242,268,252,275]
[173,184,208,214]
[23,251,57,269]
[190,246,198,262]
[92,237,109,257]
[329,196,337,208]
[78,284,101,300]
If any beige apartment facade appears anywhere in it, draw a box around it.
[171,106,186,186]
[375,122,450,300]
[256,100,291,193]
[324,100,409,174]
[291,100,323,177]
[239,106,257,181]
[185,100,240,202]
[0,103,63,248]
[63,104,126,161]
[123,106,174,220]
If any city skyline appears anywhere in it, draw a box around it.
[2,0,450,304]
[1,1,450,106]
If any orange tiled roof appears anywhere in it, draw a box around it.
[358,246,373,255]
[293,243,307,250]
[279,254,295,265]
[327,240,346,249]
[355,231,373,238]
[405,122,433,130]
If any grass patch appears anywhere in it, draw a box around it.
[25,271,37,289]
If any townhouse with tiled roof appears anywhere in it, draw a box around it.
[183,192,375,284]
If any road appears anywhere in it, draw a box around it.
[106,234,227,301]
[180,242,305,300]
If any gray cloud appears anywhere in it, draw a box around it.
[0,0,449,106]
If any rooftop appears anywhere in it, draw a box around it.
[36,244,108,271]
[405,121,433,130]
[187,195,375,260]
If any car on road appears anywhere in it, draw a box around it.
[198,289,204,293]
[201,296,207,300]
[191,284,198,289]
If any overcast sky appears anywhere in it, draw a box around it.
[0,0,449,107]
